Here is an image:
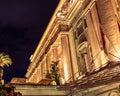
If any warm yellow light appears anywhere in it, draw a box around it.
[63,58,69,81]
[109,45,120,61]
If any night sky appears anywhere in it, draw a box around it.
[0,0,59,83]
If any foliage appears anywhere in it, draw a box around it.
[0,52,12,67]
[0,83,22,96]
[0,52,13,84]
[45,61,62,85]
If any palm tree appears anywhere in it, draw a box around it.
[0,52,12,84]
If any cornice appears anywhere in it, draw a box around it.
[26,20,70,78]
[25,8,69,78]
[30,0,66,63]
[25,0,96,78]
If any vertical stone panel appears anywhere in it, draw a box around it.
[69,32,79,80]
[46,55,51,71]
[90,4,108,68]
[61,34,73,82]
[85,10,102,71]
[52,46,58,61]
[97,0,120,61]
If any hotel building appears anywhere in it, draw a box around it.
[25,0,120,95]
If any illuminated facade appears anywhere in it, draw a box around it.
[25,0,120,95]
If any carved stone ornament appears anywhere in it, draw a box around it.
[77,41,88,55]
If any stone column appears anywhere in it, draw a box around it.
[38,64,42,81]
[85,3,109,70]
[69,32,79,80]
[41,62,44,79]
[61,34,73,82]
[33,69,37,83]
[46,55,50,71]
[35,68,40,83]
[52,46,58,61]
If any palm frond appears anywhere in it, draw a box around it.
[0,53,12,67]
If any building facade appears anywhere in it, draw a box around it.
[25,0,120,95]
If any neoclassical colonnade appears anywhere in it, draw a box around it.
[25,0,120,87]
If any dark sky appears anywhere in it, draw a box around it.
[0,0,59,83]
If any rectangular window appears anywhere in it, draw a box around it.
[76,19,88,38]
[77,24,84,36]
